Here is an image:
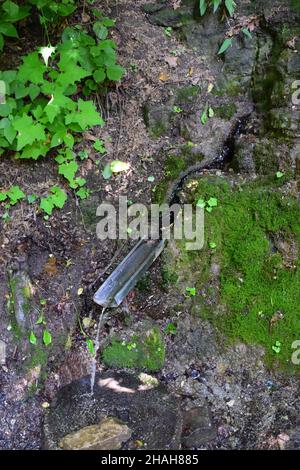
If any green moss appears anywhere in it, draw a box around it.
[212,79,242,97]
[173,175,300,371]
[214,103,237,120]
[151,121,169,138]
[161,266,179,288]
[176,85,201,104]
[136,273,151,292]
[102,327,165,371]
[153,151,204,204]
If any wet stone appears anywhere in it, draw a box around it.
[43,370,182,450]
[59,417,132,450]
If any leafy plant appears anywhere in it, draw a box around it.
[0,19,125,216]
[199,0,236,17]
[0,0,30,51]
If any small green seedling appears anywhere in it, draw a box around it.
[209,242,217,249]
[173,106,183,114]
[276,171,284,179]
[272,341,281,354]
[164,27,172,37]
[186,287,196,297]
[164,323,177,335]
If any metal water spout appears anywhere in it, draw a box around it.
[93,238,166,308]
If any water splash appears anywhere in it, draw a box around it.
[90,306,106,394]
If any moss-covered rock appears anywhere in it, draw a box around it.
[102,327,165,372]
[166,172,300,371]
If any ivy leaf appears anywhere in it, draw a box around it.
[65,99,104,130]
[45,92,75,124]
[51,186,67,209]
[76,187,89,199]
[12,114,46,150]
[56,64,90,90]
[40,197,54,215]
[18,52,47,84]
[207,197,218,207]
[0,192,8,202]
[218,38,233,55]
[7,185,25,204]
[58,159,78,185]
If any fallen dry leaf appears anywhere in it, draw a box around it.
[158,71,171,82]
[44,255,58,276]
[165,56,178,68]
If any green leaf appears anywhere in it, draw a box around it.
[18,52,47,84]
[225,0,235,16]
[242,27,252,39]
[196,198,206,208]
[40,197,54,215]
[43,329,52,346]
[45,92,75,124]
[86,338,95,355]
[58,159,78,185]
[201,109,207,125]
[209,242,217,249]
[12,115,46,151]
[186,287,196,296]
[51,186,67,209]
[208,106,214,118]
[0,23,18,38]
[199,0,207,16]
[0,192,8,202]
[76,187,89,199]
[106,64,125,81]
[213,0,222,13]
[7,185,25,204]
[65,99,104,130]
[207,197,218,207]
[218,38,233,55]
[93,68,106,83]
[276,171,284,179]
[29,331,37,345]
[102,163,112,179]
[93,139,106,153]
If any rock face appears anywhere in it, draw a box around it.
[43,370,182,450]
[59,417,132,450]
[182,406,217,448]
